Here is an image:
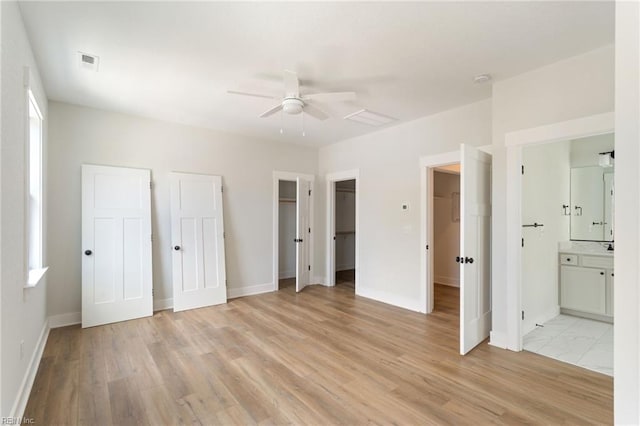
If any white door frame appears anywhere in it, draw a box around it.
[326,170,359,288]
[503,111,614,351]
[420,151,461,314]
[272,171,315,291]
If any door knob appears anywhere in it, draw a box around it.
[465,257,474,264]
[174,246,181,251]
[84,250,92,256]
[600,271,605,275]
[456,256,461,263]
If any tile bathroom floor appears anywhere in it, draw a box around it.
[523,314,612,376]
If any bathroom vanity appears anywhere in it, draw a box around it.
[559,244,613,323]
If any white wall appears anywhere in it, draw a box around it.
[317,99,491,311]
[614,1,640,422]
[278,181,296,279]
[47,102,317,315]
[0,1,49,416]
[570,133,614,167]
[433,171,460,287]
[490,45,614,348]
[521,141,570,334]
[335,181,355,271]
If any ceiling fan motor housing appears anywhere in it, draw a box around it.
[282,98,304,115]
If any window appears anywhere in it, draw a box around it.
[27,90,46,287]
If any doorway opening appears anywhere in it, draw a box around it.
[334,179,356,291]
[326,170,359,290]
[272,171,314,293]
[420,145,492,355]
[432,166,461,320]
[520,133,614,377]
[278,180,297,290]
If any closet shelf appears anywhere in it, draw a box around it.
[336,188,356,193]
[336,230,356,235]
[279,198,296,203]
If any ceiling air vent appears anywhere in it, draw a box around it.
[343,109,396,127]
[78,51,99,72]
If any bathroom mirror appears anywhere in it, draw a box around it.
[570,166,614,241]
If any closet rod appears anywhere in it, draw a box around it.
[522,222,544,228]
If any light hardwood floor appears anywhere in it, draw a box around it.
[25,284,612,425]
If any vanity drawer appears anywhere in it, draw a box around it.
[560,254,578,265]
[582,255,614,269]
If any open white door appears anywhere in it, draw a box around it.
[170,173,227,311]
[82,165,153,328]
[460,144,492,355]
[296,177,311,292]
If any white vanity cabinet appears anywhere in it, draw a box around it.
[559,252,613,321]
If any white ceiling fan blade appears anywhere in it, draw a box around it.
[303,91,356,103]
[283,70,299,97]
[227,90,279,100]
[304,103,329,121]
[259,103,284,118]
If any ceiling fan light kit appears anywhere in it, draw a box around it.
[228,70,356,124]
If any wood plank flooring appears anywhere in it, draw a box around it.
[25,284,612,425]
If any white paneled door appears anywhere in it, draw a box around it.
[296,177,311,292]
[460,144,492,355]
[170,173,227,311]
[82,165,153,328]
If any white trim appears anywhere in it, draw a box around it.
[325,170,360,289]
[228,283,274,299]
[272,171,315,292]
[419,150,461,314]
[313,275,326,286]
[504,112,615,352]
[25,266,48,288]
[153,298,173,312]
[434,275,460,287]
[49,312,81,328]
[505,112,614,147]
[9,319,49,420]
[357,286,422,313]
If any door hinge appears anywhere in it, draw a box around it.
[151,233,153,242]
[149,181,153,189]
[152,288,154,296]
[308,265,311,271]
[308,227,311,233]
[221,186,224,193]
[521,237,524,248]
[223,231,226,239]
[522,311,525,320]
[308,189,312,196]
[521,165,524,175]
[426,244,429,250]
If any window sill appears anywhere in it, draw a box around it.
[25,266,48,288]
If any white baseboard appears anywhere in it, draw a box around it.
[279,269,295,280]
[489,330,508,350]
[356,286,422,313]
[228,282,274,299]
[336,264,355,272]
[522,305,560,336]
[434,275,460,287]
[153,298,173,311]
[49,311,81,328]
[9,319,50,419]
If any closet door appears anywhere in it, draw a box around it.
[82,165,153,328]
[170,173,227,311]
[296,177,311,292]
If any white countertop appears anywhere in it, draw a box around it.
[558,241,614,256]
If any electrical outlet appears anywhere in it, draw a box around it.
[20,340,24,359]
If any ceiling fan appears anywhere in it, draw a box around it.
[227,70,356,120]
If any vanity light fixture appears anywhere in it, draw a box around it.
[598,150,614,168]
